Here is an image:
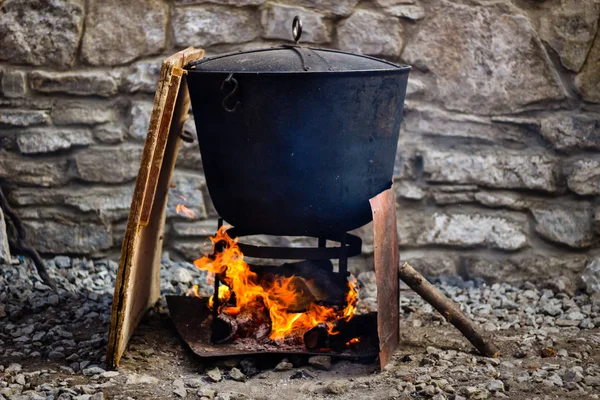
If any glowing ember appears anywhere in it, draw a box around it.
[346,337,360,346]
[193,226,359,340]
[176,203,196,219]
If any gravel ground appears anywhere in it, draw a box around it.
[1,255,600,399]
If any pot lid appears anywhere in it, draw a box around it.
[186,16,410,74]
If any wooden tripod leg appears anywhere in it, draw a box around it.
[106,48,204,368]
[370,185,400,369]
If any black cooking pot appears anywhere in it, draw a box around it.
[186,19,410,237]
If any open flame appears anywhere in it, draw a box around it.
[193,226,359,340]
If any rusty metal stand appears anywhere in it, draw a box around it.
[370,186,400,369]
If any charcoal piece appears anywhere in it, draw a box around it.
[303,312,378,352]
[303,323,330,350]
[240,358,259,377]
[290,369,316,380]
[211,313,238,344]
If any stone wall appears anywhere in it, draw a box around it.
[1,0,599,288]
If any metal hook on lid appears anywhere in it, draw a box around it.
[220,73,240,113]
[292,16,302,44]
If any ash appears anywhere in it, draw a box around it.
[0,255,599,400]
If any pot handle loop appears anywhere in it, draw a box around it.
[292,16,302,44]
[220,73,240,113]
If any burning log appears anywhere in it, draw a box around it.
[211,304,271,344]
[303,312,378,352]
[211,312,238,344]
[250,260,348,310]
[234,307,271,340]
[398,262,500,358]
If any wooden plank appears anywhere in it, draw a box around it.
[106,47,204,368]
[369,186,400,370]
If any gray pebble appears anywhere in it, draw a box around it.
[82,367,105,377]
[486,379,504,392]
[326,380,349,395]
[308,355,332,371]
[229,367,246,382]
[206,367,222,382]
[48,351,64,360]
[274,359,293,371]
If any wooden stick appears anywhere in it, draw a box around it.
[0,188,55,289]
[399,262,499,358]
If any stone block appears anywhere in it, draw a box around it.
[29,71,118,97]
[291,0,360,16]
[176,142,203,172]
[16,128,92,154]
[539,0,600,72]
[384,4,425,20]
[112,221,127,249]
[402,0,565,114]
[129,101,154,140]
[1,71,27,98]
[532,207,594,249]
[64,186,134,221]
[123,59,162,93]
[402,105,531,145]
[51,102,117,125]
[473,191,530,211]
[261,3,331,43]
[0,150,68,187]
[167,172,207,220]
[567,158,600,195]
[374,0,417,6]
[337,10,403,57]
[575,31,600,102]
[422,148,559,192]
[397,210,528,250]
[74,146,143,183]
[173,240,213,261]
[405,76,427,96]
[10,185,134,222]
[0,0,84,68]
[395,180,426,200]
[0,109,49,127]
[23,220,113,254]
[174,0,264,4]
[172,5,260,48]
[81,0,168,66]
[540,113,600,152]
[400,250,460,277]
[93,124,125,144]
[172,219,219,237]
[431,191,475,205]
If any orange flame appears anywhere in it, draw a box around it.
[208,285,232,311]
[193,226,359,340]
[176,203,196,219]
[188,284,200,297]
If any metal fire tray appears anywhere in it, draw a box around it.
[167,295,379,361]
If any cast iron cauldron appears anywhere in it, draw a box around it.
[186,18,410,237]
